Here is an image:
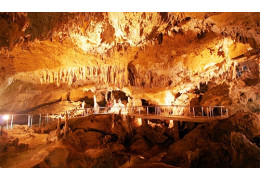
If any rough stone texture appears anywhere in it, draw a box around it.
[129,135,151,157]
[0,12,259,168]
[231,132,260,168]
[0,13,259,114]
[229,111,260,140]
[17,141,86,168]
[68,129,102,151]
[162,111,260,167]
[84,148,129,168]
[138,125,168,144]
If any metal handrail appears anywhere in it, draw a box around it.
[0,105,229,129]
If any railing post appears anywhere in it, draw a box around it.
[147,107,148,115]
[189,106,191,116]
[201,107,203,117]
[212,107,214,118]
[139,107,141,115]
[221,107,223,117]
[46,114,49,123]
[193,107,195,118]
[11,115,13,129]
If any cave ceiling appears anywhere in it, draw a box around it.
[0,12,259,113]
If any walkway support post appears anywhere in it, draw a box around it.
[221,107,223,117]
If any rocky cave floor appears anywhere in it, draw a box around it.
[0,111,259,168]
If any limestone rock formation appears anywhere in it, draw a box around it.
[0,12,259,168]
[161,111,260,167]
[231,132,260,168]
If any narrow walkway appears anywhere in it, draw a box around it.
[0,105,228,129]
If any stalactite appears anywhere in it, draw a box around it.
[50,72,53,84]
[43,71,47,84]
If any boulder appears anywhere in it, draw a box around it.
[231,132,260,168]
[84,148,114,168]
[84,147,129,168]
[129,135,151,157]
[162,111,260,167]
[69,115,112,133]
[30,143,70,168]
[45,130,60,144]
[25,141,86,168]
[68,129,102,151]
[229,111,260,140]
[141,125,168,144]
[162,119,233,167]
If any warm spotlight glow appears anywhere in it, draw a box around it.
[165,91,175,105]
[169,120,174,128]
[3,115,10,121]
[137,118,142,126]
[109,99,127,114]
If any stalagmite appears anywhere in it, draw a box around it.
[43,71,47,84]
[50,72,53,83]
